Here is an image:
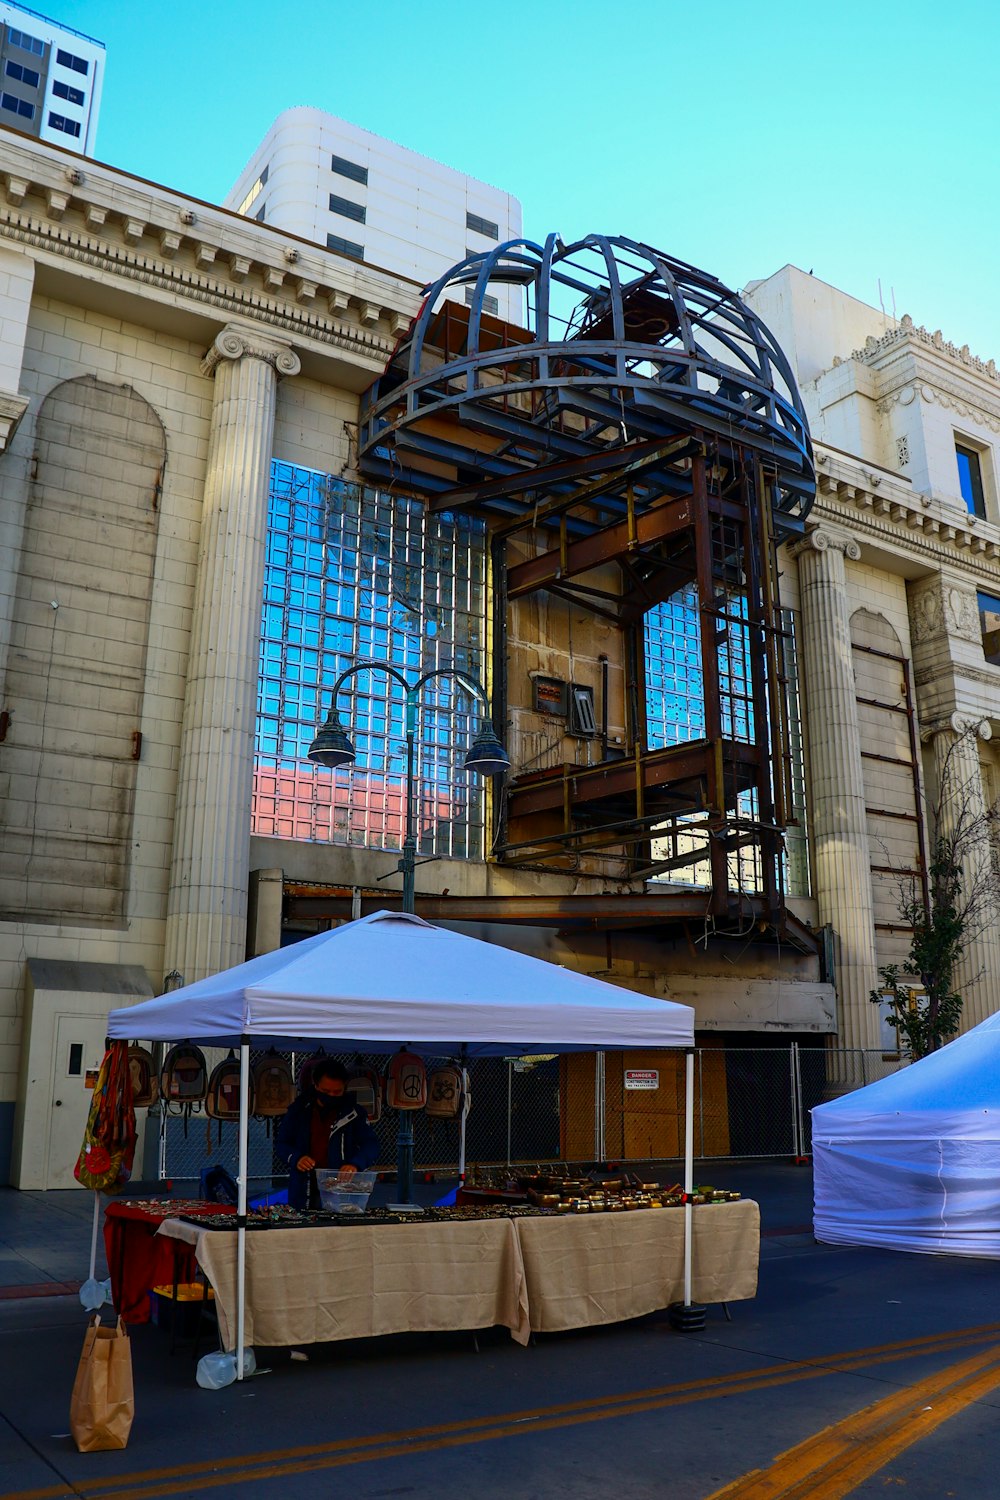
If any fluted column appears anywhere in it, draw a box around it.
[165,325,300,983]
[924,714,1000,1032]
[790,526,881,1050]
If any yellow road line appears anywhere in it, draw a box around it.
[706,1338,1000,1499]
[5,1321,1000,1500]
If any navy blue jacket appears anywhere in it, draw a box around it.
[275,1091,380,1210]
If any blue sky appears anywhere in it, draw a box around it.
[54,0,1000,360]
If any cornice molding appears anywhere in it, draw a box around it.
[808,465,1000,585]
[0,154,421,368]
[913,661,1000,692]
[875,378,1000,435]
[852,314,999,388]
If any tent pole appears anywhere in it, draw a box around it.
[236,1039,250,1381]
[88,1190,100,1283]
[458,1046,468,1191]
[684,1048,694,1306]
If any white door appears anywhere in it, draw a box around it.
[48,1014,108,1189]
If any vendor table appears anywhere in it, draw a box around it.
[516,1199,760,1334]
[105,1200,233,1323]
[160,1215,531,1348]
[159,1201,758,1351]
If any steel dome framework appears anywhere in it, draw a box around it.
[357,234,816,930]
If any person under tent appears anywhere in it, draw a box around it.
[276,1060,380,1210]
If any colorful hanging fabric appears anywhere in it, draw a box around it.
[74,1041,138,1193]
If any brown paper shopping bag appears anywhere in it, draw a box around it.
[69,1314,135,1452]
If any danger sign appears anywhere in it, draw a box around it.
[625,1069,659,1090]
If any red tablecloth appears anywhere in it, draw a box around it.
[104,1200,234,1323]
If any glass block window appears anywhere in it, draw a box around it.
[643,584,705,748]
[642,587,808,895]
[253,463,488,861]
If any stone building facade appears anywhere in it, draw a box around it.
[0,134,998,1187]
[746,267,1000,1052]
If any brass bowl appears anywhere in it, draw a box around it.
[529,1191,561,1208]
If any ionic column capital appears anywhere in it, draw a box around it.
[201,323,301,379]
[920,712,992,746]
[788,524,862,563]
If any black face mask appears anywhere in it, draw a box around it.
[313,1089,342,1113]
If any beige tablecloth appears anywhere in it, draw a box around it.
[158,1200,758,1349]
[516,1200,760,1334]
[159,1216,531,1349]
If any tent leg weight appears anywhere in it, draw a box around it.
[668,1302,707,1332]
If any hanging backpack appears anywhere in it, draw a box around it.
[346,1065,383,1124]
[426,1064,467,1121]
[297,1048,328,1094]
[386,1049,427,1111]
[252,1050,295,1128]
[160,1043,207,1105]
[127,1044,158,1108]
[205,1052,251,1121]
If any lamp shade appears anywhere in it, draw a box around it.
[307,711,356,769]
[463,724,510,776]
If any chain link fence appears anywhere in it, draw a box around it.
[152,1044,904,1183]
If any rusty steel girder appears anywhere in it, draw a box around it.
[355,234,815,920]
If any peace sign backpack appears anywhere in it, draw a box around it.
[386,1049,427,1111]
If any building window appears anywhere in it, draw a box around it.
[8,28,44,56]
[326,233,364,261]
[956,441,987,518]
[329,192,365,224]
[52,79,84,105]
[236,164,268,217]
[466,211,499,240]
[643,588,809,896]
[980,592,1000,667]
[331,153,367,185]
[253,464,488,858]
[56,48,89,74]
[1,92,34,119]
[5,60,39,87]
[464,286,499,317]
[254,203,266,223]
[48,111,80,136]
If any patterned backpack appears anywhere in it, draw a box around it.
[127,1044,158,1108]
[252,1050,295,1130]
[386,1049,427,1111]
[426,1064,467,1121]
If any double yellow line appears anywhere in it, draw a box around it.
[6,1322,1000,1500]
[708,1337,1000,1499]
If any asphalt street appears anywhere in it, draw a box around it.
[1,1163,998,1500]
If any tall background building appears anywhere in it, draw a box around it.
[0,2,103,154]
[224,107,523,319]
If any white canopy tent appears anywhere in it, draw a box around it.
[107,911,697,1378]
[812,1009,1000,1257]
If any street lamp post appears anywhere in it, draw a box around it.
[307,661,509,1204]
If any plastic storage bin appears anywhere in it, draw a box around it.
[314,1168,377,1213]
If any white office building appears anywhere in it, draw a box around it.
[0,2,103,154]
[225,107,523,320]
